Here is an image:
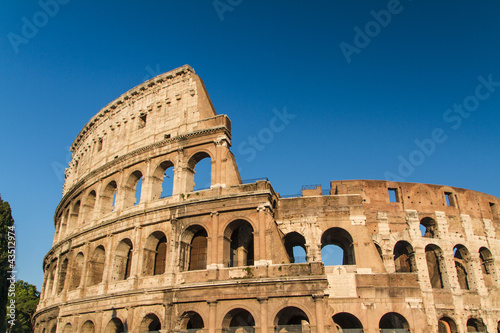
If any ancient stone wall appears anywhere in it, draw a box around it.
[34,66,499,333]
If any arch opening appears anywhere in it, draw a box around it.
[284,232,307,263]
[69,200,81,229]
[83,190,96,223]
[321,228,355,265]
[180,311,204,333]
[224,220,254,267]
[223,308,255,333]
[438,316,458,333]
[139,313,162,333]
[81,320,95,333]
[56,258,68,294]
[101,181,118,214]
[420,217,437,238]
[104,318,125,333]
[70,252,84,290]
[124,170,143,208]
[143,231,168,276]
[466,318,486,332]
[180,225,208,271]
[394,241,416,273]
[425,244,445,289]
[152,160,175,199]
[112,239,133,281]
[379,312,409,332]
[62,323,72,333]
[479,247,496,288]
[453,245,471,290]
[274,306,310,333]
[88,245,105,286]
[332,312,363,332]
[187,152,212,192]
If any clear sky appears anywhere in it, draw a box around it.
[1,1,500,289]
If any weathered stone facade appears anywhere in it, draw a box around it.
[34,65,500,333]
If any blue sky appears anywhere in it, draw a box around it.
[1,1,500,289]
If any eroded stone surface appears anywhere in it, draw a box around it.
[34,66,500,333]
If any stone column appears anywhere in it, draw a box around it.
[209,212,220,269]
[313,294,325,333]
[258,297,268,333]
[255,205,270,265]
[208,300,218,333]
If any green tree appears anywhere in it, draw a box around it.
[0,195,15,332]
[7,280,39,333]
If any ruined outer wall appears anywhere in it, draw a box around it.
[34,66,500,333]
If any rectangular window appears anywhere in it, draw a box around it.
[388,188,399,203]
[97,138,103,152]
[445,192,455,206]
[138,114,147,129]
[490,202,498,219]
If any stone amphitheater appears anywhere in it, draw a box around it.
[33,65,500,333]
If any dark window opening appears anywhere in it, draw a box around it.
[490,202,498,219]
[138,114,147,129]
[97,138,103,152]
[445,192,455,206]
[388,188,399,203]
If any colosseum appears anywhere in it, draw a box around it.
[33,65,500,333]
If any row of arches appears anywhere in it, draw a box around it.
[56,151,214,241]
[387,240,497,290]
[43,220,259,299]
[283,228,356,266]
[332,312,490,333]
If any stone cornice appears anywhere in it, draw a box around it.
[56,125,229,220]
[70,64,195,152]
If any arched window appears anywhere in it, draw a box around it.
[186,152,212,192]
[81,321,95,333]
[62,323,72,333]
[394,241,416,273]
[143,231,168,276]
[274,307,310,333]
[466,318,486,332]
[101,181,118,214]
[332,312,363,332]
[140,313,162,332]
[112,239,133,281]
[83,190,96,223]
[453,245,471,290]
[50,324,57,333]
[46,261,57,297]
[420,217,437,238]
[284,232,307,263]
[321,228,355,265]
[152,161,175,199]
[479,247,496,288]
[69,200,81,229]
[180,225,208,271]
[179,311,204,333]
[379,312,409,332]
[59,209,69,238]
[104,318,125,333]
[123,171,143,208]
[224,220,254,267]
[438,316,458,333]
[375,242,384,263]
[88,246,105,286]
[56,258,68,294]
[223,308,255,333]
[70,252,84,290]
[425,244,446,289]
